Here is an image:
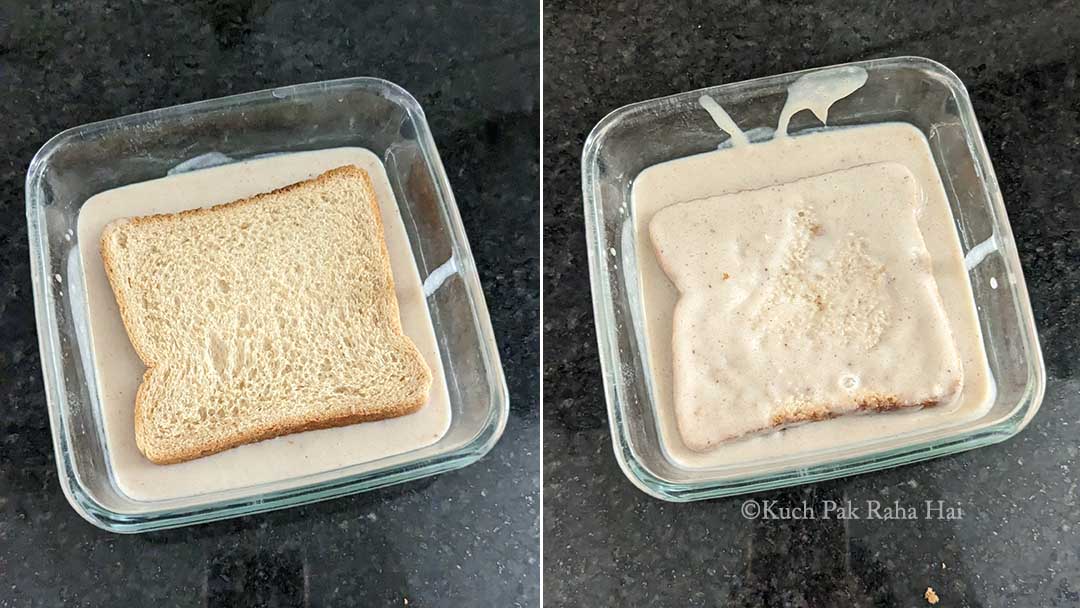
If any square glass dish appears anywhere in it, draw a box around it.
[27,77,508,532]
[582,56,1045,501]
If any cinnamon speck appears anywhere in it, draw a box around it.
[924,587,939,604]
[722,272,730,280]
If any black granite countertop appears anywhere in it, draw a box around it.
[544,2,1079,606]
[0,1,539,606]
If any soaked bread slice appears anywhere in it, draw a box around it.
[650,163,963,450]
[101,165,432,464]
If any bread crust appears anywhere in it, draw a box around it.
[137,391,427,465]
[100,165,432,465]
[684,393,951,451]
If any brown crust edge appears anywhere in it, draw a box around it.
[100,165,433,465]
[681,395,947,453]
[140,393,428,465]
[769,395,941,428]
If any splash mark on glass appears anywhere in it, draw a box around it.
[698,95,749,147]
[168,152,235,176]
[964,232,999,271]
[776,66,869,137]
[423,256,459,297]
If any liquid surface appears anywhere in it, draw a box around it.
[650,163,963,450]
[78,147,452,501]
[632,123,993,468]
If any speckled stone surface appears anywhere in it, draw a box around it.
[0,1,538,606]
[544,2,1079,606]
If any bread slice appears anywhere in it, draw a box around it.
[649,163,963,450]
[101,165,432,464]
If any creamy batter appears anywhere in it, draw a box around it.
[632,68,993,469]
[77,147,452,502]
[650,163,963,450]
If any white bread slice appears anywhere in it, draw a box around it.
[650,163,963,450]
[100,165,432,465]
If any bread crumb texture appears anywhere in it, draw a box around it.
[100,165,432,464]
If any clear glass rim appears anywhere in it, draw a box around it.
[27,77,509,532]
[582,55,1047,502]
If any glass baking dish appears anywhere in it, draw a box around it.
[27,77,508,532]
[582,56,1045,501]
